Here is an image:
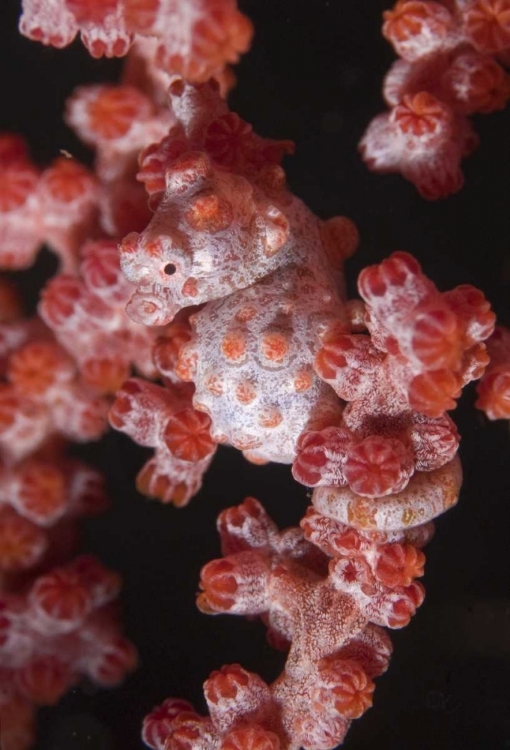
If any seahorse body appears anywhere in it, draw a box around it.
[119,80,357,463]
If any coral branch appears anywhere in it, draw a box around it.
[19,0,253,82]
[360,0,510,197]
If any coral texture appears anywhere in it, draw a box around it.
[0,556,137,749]
[4,1,506,749]
[110,374,216,505]
[0,134,99,270]
[143,497,429,750]
[139,249,493,749]
[40,238,161,395]
[19,0,253,81]
[360,0,510,197]
[127,86,494,750]
[295,251,494,529]
[0,297,136,749]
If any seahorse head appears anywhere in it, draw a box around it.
[120,151,291,326]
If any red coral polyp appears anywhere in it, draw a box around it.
[198,558,241,613]
[462,0,510,54]
[393,92,452,140]
[163,408,215,462]
[143,698,195,750]
[314,657,375,720]
[30,568,93,628]
[374,543,425,588]
[382,1,453,60]
[361,0,510,196]
[7,342,74,398]
[16,656,72,706]
[343,437,414,498]
[407,369,462,415]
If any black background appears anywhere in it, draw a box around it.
[1,1,510,748]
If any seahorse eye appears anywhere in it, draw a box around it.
[164,263,177,276]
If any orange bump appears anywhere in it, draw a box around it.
[221,330,247,361]
[205,374,224,396]
[235,305,257,323]
[258,407,283,428]
[401,508,417,527]
[144,239,164,258]
[185,193,233,233]
[119,232,139,255]
[235,380,256,404]
[175,347,198,381]
[375,543,425,587]
[293,367,314,392]
[261,331,289,362]
[181,277,199,297]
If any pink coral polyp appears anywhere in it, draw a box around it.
[20,0,253,81]
[361,0,510,196]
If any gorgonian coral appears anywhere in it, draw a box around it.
[3,1,507,748]
[113,82,494,750]
[0,134,99,270]
[0,555,137,749]
[19,0,253,81]
[360,0,510,197]
[0,296,136,750]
